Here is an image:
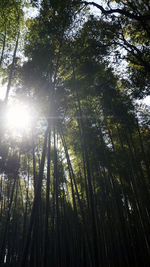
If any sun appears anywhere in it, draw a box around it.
[6,104,31,135]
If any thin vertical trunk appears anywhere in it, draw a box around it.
[32,146,37,196]
[59,129,77,216]
[59,126,93,267]
[0,176,17,264]
[5,31,20,103]
[136,119,150,178]
[44,129,51,267]
[72,65,99,267]
[0,175,3,218]
[0,22,6,66]
[53,126,61,267]
[75,108,90,209]
[22,166,29,250]
[9,177,19,265]
[20,129,48,267]
[116,124,150,258]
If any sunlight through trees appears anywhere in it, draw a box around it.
[0,1,150,266]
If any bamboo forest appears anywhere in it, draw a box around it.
[0,0,150,266]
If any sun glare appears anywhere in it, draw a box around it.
[6,104,31,135]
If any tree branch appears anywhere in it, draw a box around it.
[82,1,150,21]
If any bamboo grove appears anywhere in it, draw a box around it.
[0,0,150,266]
